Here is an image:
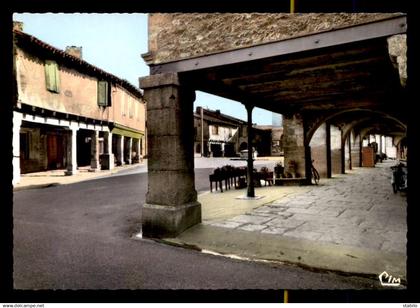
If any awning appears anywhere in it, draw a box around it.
[111,123,144,139]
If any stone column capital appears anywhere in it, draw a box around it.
[139,72,180,90]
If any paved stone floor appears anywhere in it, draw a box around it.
[206,160,407,254]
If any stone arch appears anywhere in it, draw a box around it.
[305,108,406,145]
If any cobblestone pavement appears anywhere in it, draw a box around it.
[206,160,407,254]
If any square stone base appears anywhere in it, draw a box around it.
[64,170,78,176]
[142,201,201,238]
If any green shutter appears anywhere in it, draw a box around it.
[45,60,60,93]
[97,81,108,106]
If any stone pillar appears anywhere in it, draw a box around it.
[330,125,342,175]
[102,132,114,170]
[120,136,125,165]
[379,134,383,154]
[89,130,99,172]
[283,113,310,181]
[136,138,141,161]
[326,122,332,178]
[65,126,78,175]
[347,133,352,170]
[351,133,361,168]
[341,130,346,174]
[246,104,255,198]
[140,72,201,238]
[12,112,23,185]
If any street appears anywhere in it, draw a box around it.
[13,158,380,289]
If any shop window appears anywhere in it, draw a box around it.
[45,60,60,93]
[20,132,30,159]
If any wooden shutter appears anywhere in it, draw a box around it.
[97,81,109,106]
[45,60,60,93]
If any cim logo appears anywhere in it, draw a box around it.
[378,271,401,287]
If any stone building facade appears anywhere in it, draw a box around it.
[193,107,276,157]
[12,25,147,184]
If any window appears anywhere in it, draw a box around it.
[129,98,134,119]
[45,60,60,93]
[135,102,138,121]
[212,125,219,135]
[97,81,111,107]
[121,97,126,117]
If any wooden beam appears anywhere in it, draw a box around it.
[222,55,386,87]
[212,42,387,84]
[237,70,380,94]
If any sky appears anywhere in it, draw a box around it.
[13,13,278,125]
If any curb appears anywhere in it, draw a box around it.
[155,237,399,285]
[13,183,61,192]
[13,163,145,192]
[158,224,407,287]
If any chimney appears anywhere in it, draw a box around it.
[65,46,83,59]
[13,21,24,32]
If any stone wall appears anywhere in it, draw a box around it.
[310,123,327,178]
[147,13,400,64]
[387,34,407,87]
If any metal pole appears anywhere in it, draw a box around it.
[246,104,255,198]
[201,107,204,157]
